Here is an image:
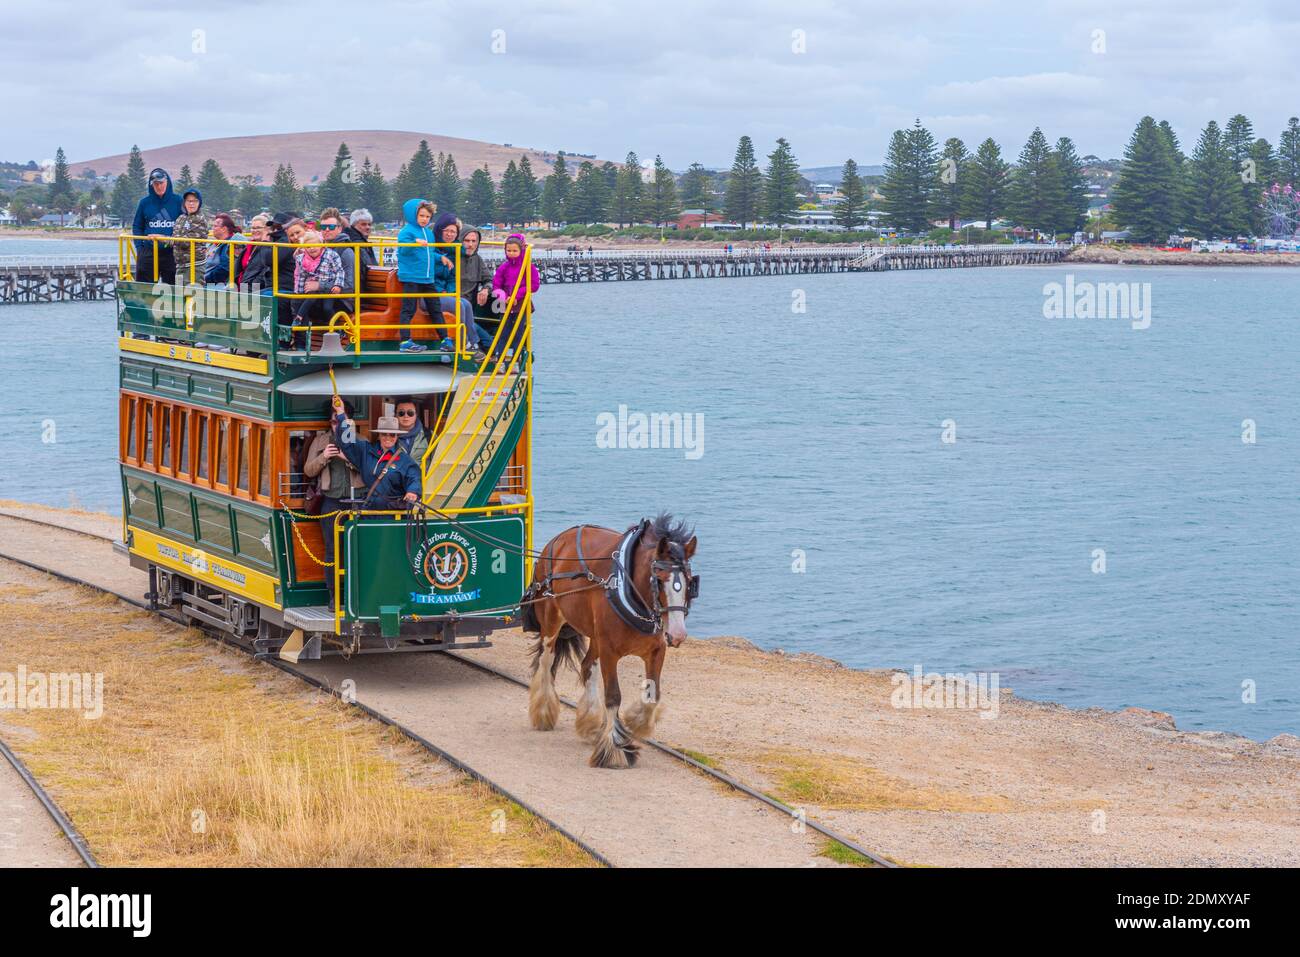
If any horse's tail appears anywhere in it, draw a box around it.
[527,624,586,679]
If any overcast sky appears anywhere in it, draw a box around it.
[3,0,1298,170]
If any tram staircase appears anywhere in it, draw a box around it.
[419,284,532,512]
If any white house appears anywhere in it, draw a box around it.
[0,208,17,225]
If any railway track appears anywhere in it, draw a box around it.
[0,509,894,868]
[0,736,98,868]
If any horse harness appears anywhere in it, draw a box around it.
[524,520,700,635]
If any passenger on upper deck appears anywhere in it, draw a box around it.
[331,398,421,506]
[236,214,273,290]
[172,189,209,286]
[271,214,301,338]
[292,229,345,334]
[344,209,379,272]
[460,228,494,320]
[491,233,541,353]
[395,199,439,354]
[132,168,183,284]
[431,213,491,359]
[203,214,243,284]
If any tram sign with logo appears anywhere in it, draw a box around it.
[342,514,526,622]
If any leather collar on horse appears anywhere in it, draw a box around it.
[526,519,700,636]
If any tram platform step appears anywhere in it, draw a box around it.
[283,605,337,629]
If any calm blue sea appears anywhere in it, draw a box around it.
[1,246,1296,740]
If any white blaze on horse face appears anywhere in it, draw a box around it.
[665,569,688,645]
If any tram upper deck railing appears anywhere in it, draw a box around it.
[116,234,532,365]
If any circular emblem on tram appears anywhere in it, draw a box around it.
[424,541,470,590]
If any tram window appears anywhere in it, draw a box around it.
[287,430,313,498]
[143,404,154,465]
[178,409,190,477]
[258,428,270,499]
[216,418,229,486]
[236,422,250,492]
[125,397,138,463]
[196,416,209,480]
[161,405,172,469]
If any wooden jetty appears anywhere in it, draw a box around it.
[0,244,1070,304]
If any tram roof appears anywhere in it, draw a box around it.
[277,364,460,396]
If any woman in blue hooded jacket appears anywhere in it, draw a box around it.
[430,212,492,357]
[132,168,183,284]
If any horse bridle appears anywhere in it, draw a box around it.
[644,554,701,627]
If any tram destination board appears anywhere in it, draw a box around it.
[342,514,526,625]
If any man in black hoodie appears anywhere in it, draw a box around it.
[132,168,183,284]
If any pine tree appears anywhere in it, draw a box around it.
[723,136,762,226]
[516,155,540,224]
[401,140,438,201]
[1187,120,1247,239]
[357,158,391,222]
[46,146,74,216]
[1156,120,1190,230]
[1224,115,1258,233]
[109,174,137,224]
[835,158,866,229]
[601,161,620,197]
[762,138,801,225]
[464,166,497,226]
[317,142,357,212]
[1009,128,1060,236]
[881,120,939,234]
[175,164,195,193]
[1277,117,1300,186]
[499,160,528,226]
[1247,138,1276,233]
[269,163,301,214]
[434,153,462,213]
[196,158,234,212]
[124,145,147,199]
[1047,137,1089,234]
[234,176,263,219]
[643,155,681,226]
[1111,116,1182,243]
[679,162,714,210]
[960,138,1011,232]
[569,160,610,224]
[612,151,644,227]
[932,138,968,230]
[541,152,572,225]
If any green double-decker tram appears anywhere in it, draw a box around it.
[115,231,534,659]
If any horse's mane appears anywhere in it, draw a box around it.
[648,512,694,549]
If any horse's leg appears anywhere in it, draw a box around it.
[574,639,605,743]
[623,642,666,739]
[589,649,640,769]
[527,607,562,731]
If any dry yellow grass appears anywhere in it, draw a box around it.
[0,577,593,867]
[754,748,1020,813]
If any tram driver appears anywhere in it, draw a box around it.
[330,397,421,508]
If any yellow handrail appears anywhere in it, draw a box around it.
[421,244,534,501]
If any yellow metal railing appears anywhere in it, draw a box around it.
[420,244,533,499]
[117,233,495,355]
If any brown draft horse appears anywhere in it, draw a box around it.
[521,514,698,768]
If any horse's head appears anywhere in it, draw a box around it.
[647,514,698,648]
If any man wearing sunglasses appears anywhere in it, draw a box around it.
[393,396,431,487]
[321,207,364,317]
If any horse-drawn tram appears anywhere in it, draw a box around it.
[113,229,534,660]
